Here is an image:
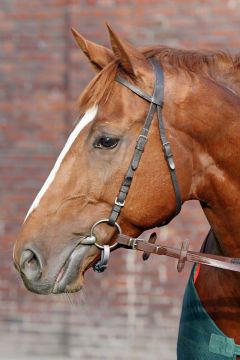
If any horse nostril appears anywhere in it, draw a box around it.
[20,249,42,281]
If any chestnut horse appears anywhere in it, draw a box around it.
[13,25,240,358]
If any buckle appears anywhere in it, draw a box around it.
[136,134,148,152]
[162,142,172,157]
[115,197,125,207]
[162,142,175,170]
[137,134,147,141]
[128,238,137,249]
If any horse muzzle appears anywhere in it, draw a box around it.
[15,240,91,295]
[14,220,121,294]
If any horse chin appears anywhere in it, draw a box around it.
[60,272,85,294]
[52,245,97,294]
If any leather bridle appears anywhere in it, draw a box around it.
[108,58,182,227]
[80,57,240,274]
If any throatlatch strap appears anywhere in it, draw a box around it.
[153,57,182,217]
[109,58,182,226]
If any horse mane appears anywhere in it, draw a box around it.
[79,46,240,112]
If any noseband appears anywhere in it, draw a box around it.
[81,58,182,272]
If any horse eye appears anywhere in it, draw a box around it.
[94,136,119,150]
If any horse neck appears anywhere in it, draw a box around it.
[180,73,240,257]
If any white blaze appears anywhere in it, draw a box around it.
[24,106,98,222]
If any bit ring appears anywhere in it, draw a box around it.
[90,219,122,250]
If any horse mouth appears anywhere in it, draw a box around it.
[52,244,91,294]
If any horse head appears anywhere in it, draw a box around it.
[13,25,196,294]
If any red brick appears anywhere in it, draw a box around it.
[0,1,239,359]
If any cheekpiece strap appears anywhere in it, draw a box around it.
[151,57,182,217]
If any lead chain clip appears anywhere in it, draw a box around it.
[93,245,110,273]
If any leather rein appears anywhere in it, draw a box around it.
[80,58,240,274]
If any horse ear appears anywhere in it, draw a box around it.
[71,28,115,72]
[106,24,150,77]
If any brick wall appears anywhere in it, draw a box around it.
[0,0,239,359]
